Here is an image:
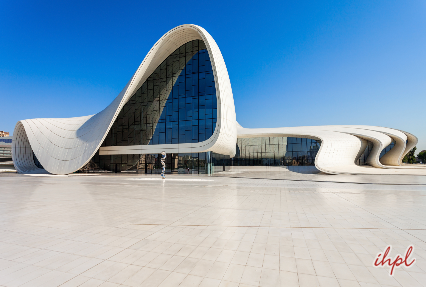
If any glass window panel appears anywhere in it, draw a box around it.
[94,40,217,172]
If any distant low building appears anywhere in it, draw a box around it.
[0,136,12,161]
[0,131,9,137]
[0,135,14,171]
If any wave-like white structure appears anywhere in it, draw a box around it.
[12,24,422,175]
[237,125,423,175]
[13,25,237,174]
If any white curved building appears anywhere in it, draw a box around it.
[12,24,423,175]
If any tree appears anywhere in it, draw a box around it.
[418,150,426,164]
[402,147,417,164]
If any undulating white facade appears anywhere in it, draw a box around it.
[12,24,423,175]
[237,125,424,175]
[12,25,236,175]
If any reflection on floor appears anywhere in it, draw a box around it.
[0,172,425,287]
[215,169,426,185]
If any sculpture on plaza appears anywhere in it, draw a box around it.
[161,152,166,179]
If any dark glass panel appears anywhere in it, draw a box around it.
[94,40,217,172]
[228,137,321,167]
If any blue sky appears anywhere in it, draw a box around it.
[1,0,425,152]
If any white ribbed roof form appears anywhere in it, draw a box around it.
[12,24,423,175]
[237,125,424,175]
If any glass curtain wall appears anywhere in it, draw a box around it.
[215,137,321,167]
[134,152,210,174]
[33,153,43,169]
[380,141,395,158]
[92,40,217,172]
[357,141,395,165]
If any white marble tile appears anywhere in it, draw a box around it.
[0,173,425,286]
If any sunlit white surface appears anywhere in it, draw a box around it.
[0,173,425,286]
[129,178,214,181]
[12,24,237,175]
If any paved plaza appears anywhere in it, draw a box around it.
[0,172,426,287]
